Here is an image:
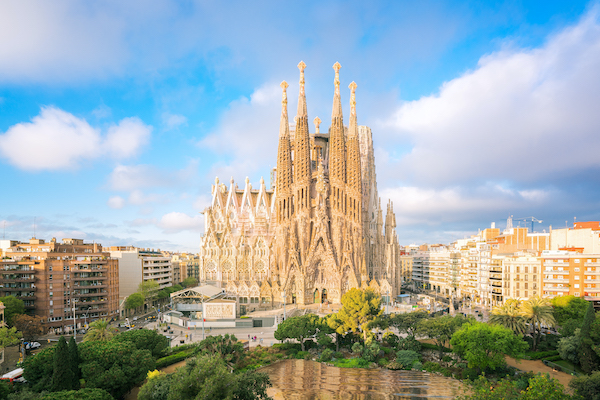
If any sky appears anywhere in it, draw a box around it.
[1,0,600,252]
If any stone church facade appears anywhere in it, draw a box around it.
[199,62,401,311]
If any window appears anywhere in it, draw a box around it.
[575,267,580,272]
[49,266,53,272]
[575,276,580,280]
[239,297,248,304]
[575,284,580,288]
[49,275,52,280]
[50,300,53,306]
[575,259,580,263]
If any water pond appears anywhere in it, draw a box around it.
[262,359,464,399]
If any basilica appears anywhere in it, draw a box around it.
[199,62,401,311]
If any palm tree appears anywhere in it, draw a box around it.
[490,300,527,336]
[83,318,118,342]
[520,296,556,351]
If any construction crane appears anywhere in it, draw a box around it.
[513,216,543,233]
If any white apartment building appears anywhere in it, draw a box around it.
[109,247,173,301]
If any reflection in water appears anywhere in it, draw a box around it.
[261,359,463,400]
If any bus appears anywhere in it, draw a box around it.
[1,368,25,383]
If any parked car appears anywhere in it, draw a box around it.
[25,342,41,350]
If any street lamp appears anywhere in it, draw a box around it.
[83,307,91,330]
[282,290,286,321]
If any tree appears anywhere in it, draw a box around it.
[458,374,570,400]
[40,388,113,400]
[450,322,528,373]
[0,326,21,351]
[557,331,581,365]
[79,339,155,399]
[181,277,198,288]
[125,292,144,312]
[552,295,589,337]
[52,337,75,392]
[23,345,55,392]
[197,334,245,367]
[324,313,346,351]
[274,314,320,351]
[113,328,169,358]
[0,296,25,326]
[336,288,382,341]
[138,354,272,400]
[579,301,600,373]
[68,336,80,390]
[83,319,118,342]
[13,314,45,342]
[138,281,160,304]
[389,310,429,339]
[490,301,527,336]
[570,370,600,400]
[418,314,469,359]
[520,296,556,351]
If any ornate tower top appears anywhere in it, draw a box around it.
[314,116,321,134]
[297,61,307,117]
[332,62,343,118]
[280,81,289,113]
[279,81,290,138]
[349,81,357,117]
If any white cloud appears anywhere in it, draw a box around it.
[162,112,188,130]
[381,184,554,226]
[104,117,150,158]
[385,8,600,186]
[107,161,197,191]
[0,106,151,171]
[157,212,203,233]
[199,83,281,179]
[107,196,126,209]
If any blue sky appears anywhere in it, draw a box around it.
[1,0,599,252]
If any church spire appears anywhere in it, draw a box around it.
[346,81,362,223]
[276,80,293,222]
[279,81,290,137]
[332,62,343,118]
[297,61,307,117]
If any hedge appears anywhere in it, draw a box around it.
[524,350,559,360]
[156,351,192,368]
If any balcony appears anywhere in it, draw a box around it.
[544,278,570,284]
[543,286,569,292]
[73,275,107,281]
[0,277,35,282]
[584,279,600,284]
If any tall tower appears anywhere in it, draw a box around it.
[293,61,312,264]
[276,81,293,223]
[328,62,347,263]
[346,81,362,225]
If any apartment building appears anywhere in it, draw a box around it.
[497,253,542,301]
[0,238,119,333]
[541,250,600,299]
[550,221,600,253]
[171,253,200,284]
[109,246,173,301]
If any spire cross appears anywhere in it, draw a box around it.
[313,116,321,134]
[280,81,289,114]
[333,62,341,94]
[349,81,357,116]
[298,61,306,95]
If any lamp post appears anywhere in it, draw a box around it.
[282,290,286,321]
[83,307,91,331]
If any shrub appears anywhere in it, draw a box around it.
[524,350,560,360]
[442,355,453,363]
[397,337,422,352]
[460,367,480,381]
[411,361,423,371]
[386,360,403,370]
[381,347,392,355]
[420,342,451,353]
[295,351,310,360]
[155,351,190,369]
[332,358,371,368]
[333,351,343,359]
[318,349,334,362]
[423,361,442,373]
[383,332,400,348]
[377,358,389,367]
[395,350,420,370]
[351,342,363,355]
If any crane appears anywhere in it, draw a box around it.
[513,216,543,233]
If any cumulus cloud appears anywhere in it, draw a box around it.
[0,106,151,171]
[199,83,281,179]
[385,8,600,186]
[157,212,203,233]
